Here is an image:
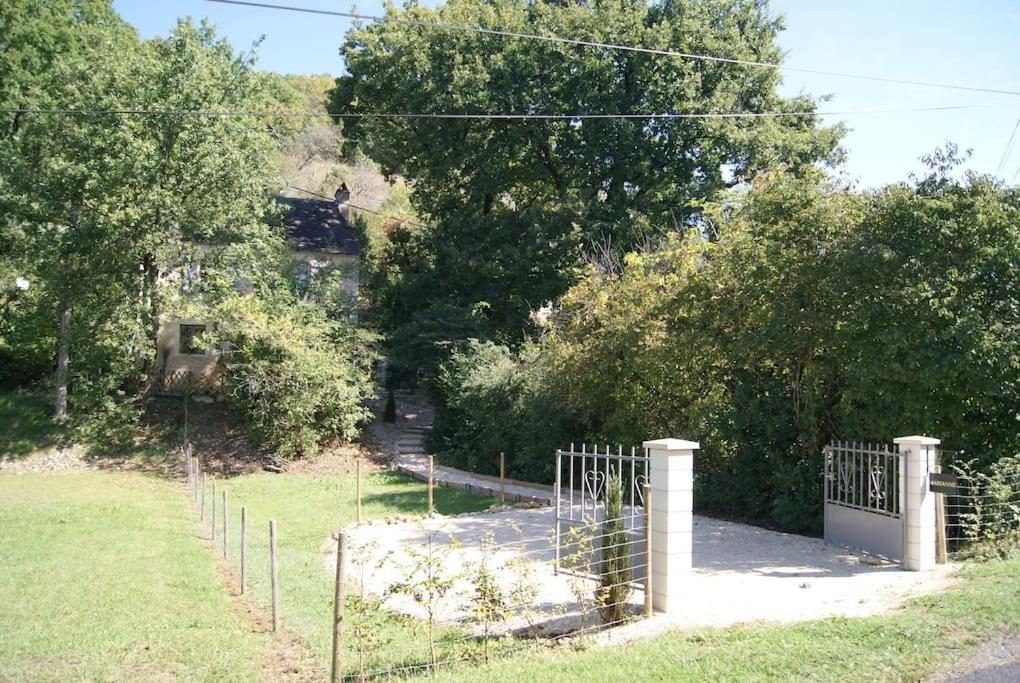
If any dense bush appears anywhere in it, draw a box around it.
[431,164,1020,533]
[214,296,375,458]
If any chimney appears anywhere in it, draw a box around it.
[335,183,351,223]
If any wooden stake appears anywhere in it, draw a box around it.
[270,520,280,633]
[330,532,349,683]
[240,506,247,594]
[211,478,216,541]
[222,489,229,559]
[643,484,653,617]
[427,456,434,514]
[356,457,362,525]
[199,471,205,522]
[499,451,505,506]
[935,462,948,564]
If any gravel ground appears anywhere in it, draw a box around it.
[929,633,1020,683]
[341,506,957,642]
[0,445,92,473]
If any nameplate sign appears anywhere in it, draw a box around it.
[929,472,959,495]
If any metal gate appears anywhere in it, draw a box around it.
[553,444,650,590]
[823,441,903,560]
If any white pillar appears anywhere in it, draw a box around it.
[644,438,698,613]
[893,435,940,571]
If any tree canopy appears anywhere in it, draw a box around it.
[332,0,844,359]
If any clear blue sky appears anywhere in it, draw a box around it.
[114,0,1020,188]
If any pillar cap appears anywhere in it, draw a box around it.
[642,438,700,451]
[893,435,941,446]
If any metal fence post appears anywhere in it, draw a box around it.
[211,478,216,540]
[643,484,653,616]
[499,451,505,506]
[330,532,349,683]
[270,520,280,632]
[240,506,247,594]
[222,489,229,559]
[427,455,434,513]
[356,457,362,524]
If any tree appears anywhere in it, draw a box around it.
[332,0,844,360]
[2,9,295,421]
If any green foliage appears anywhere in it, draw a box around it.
[333,0,844,368]
[431,162,1020,533]
[212,295,375,458]
[596,472,632,624]
[383,388,397,423]
[0,5,294,423]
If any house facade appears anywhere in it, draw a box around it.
[154,187,360,391]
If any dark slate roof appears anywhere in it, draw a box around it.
[278,197,361,256]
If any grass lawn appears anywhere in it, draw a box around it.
[0,471,266,682]
[0,391,61,459]
[209,470,497,676]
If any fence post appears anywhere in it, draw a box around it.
[356,457,362,525]
[240,506,247,594]
[428,455,434,514]
[222,489,229,559]
[934,453,948,564]
[644,438,697,614]
[643,484,653,616]
[200,470,206,522]
[499,451,506,506]
[270,519,280,632]
[893,436,940,571]
[211,478,216,541]
[330,531,349,683]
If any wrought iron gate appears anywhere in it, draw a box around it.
[823,440,903,559]
[553,444,649,589]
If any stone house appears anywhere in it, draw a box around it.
[153,187,360,391]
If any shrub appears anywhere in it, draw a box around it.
[596,472,631,624]
[382,388,396,423]
[214,296,374,458]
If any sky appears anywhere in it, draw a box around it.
[113,0,1020,188]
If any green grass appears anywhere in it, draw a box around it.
[428,556,1020,682]
[211,470,497,675]
[0,472,266,682]
[0,391,62,459]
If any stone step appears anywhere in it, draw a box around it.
[400,447,428,455]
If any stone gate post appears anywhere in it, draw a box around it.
[893,435,940,571]
[644,438,698,613]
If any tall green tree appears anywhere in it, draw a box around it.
[332,0,844,363]
[1,5,293,420]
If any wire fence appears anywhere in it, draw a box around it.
[176,433,649,681]
[943,451,1020,559]
[335,507,650,680]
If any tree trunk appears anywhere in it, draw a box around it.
[53,306,71,419]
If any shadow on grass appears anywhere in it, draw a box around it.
[0,392,63,460]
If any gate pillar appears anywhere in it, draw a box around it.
[644,438,698,613]
[893,435,940,571]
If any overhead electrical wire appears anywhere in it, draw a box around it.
[0,104,986,120]
[205,0,1020,98]
[994,117,1020,177]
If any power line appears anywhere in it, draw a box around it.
[994,117,1020,177]
[206,0,1020,98]
[0,104,986,120]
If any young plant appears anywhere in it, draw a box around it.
[385,529,461,674]
[595,471,632,624]
[562,522,597,632]
[469,531,510,663]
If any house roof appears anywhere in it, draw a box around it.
[278,197,361,256]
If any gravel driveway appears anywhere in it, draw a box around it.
[342,506,956,640]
